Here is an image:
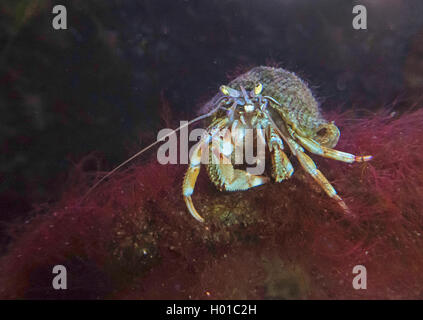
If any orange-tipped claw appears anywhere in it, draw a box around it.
[355,155,373,162]
[184,196,204,223]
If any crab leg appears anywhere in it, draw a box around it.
[266,117,349,211]
[293,133,372,163]
[182,120,228,222]
[266,126,294,182]
[286,136,351,213]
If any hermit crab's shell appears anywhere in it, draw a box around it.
[202,66,340,148]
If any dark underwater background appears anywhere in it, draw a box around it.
[1,0,423,299]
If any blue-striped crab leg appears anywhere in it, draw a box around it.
[286,136,351,213]
[291,131,372,163]
[266,126,294,182]
[264,111,351,212]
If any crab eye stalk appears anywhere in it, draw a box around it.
[220,85,230,96]
[220,85,240,98]
[254,83,263,95]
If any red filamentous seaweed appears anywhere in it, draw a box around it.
[0,108,422,299]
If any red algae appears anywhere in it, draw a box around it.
[1,108,423,299]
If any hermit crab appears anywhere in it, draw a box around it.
[85,66,372,223]
[182,66,372,222]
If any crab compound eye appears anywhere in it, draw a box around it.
[220,85,240,98]
[254,83,263,95]
[220,85,230,96]
[244,104,254,112]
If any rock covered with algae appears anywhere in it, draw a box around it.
[0,106,423,299]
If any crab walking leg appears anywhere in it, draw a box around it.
[293,133,372,163]
[288,137,350,213]
[267,126,294,182]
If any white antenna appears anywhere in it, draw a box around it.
[81,102,223,201]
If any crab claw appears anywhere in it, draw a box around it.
[184,195,204,223]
